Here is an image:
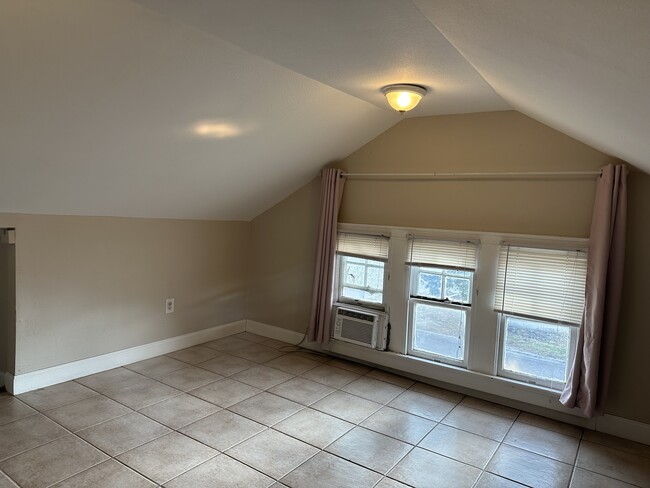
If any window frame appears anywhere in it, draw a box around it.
[406,257,476,368]
[497,313,579,390]
[335,253,389,310]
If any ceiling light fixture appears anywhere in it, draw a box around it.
[381,84,427,113]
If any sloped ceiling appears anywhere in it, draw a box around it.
[415,0,650,172]
[1,0,647,221]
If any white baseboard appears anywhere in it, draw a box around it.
[7,320,246,395]
[245,320,306,345]
[596,414,650,446]
[245,320,650,446]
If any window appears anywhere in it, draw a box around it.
[495,245,587,388]
[406,238,478,365]
[335,232,389,308]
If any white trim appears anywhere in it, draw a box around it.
[245,320,305,345]
[596,414,650,446]
[7,320,246,395]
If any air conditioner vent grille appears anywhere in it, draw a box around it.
[340,319,374,345]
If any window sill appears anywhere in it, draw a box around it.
[326,339,591,424]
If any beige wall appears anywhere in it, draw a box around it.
[0,214,249,374]
[339,111,610,236]
[249,111,650,424]
[249,179,321,334]
[0,233,16,378]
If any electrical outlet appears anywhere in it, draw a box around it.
[165,298,175,314]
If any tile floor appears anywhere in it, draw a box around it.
[1,332,649,488]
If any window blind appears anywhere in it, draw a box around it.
[494,245,588,325]
[406,238,478,271]
[336,232,389,261]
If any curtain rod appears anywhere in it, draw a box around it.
[340,170,601,180]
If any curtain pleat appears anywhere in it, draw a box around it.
[307,169,346,343]
[560,163,627,417]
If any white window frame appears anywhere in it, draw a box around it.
[493,243,587,389]
[335,254,389,311]
[496,314,579,390]
[405,239,478,368]
[334,232,390,311]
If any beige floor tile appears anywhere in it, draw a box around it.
[0,472,18,488]
[458,396,519,420]
[125,356,188,378]
[517,412,583,439]
[570,467,639,488]
[442,405,514,441]
[388,390,457,422]
[267,377,335,405]
[273,408,354,448]
[264,354,321,375]
[409,382,464,403]
[227,429,318,479]
[77,412,171,456]
[44,394,131,432]
[504,422,580,463]
[311,391,382,424]
[166,345,222,365]
[229,392,303,426]
[327,358,373,375]
[261,338,293,350]
[76,367,147,393]
[138,393,220,429]
[0,396,37,426]
[180,410,266,451]
[326,427,412,474]
[203,336,253,353]
[474,472,528,487]
[0,414,68,461]
[487,444,573,488]
[281,451,382,488]
[419,423,499,468]
[231,365,294,389]
[230,343,285,363]
[234,332,269,343]
[51,459,155,487]
[290,351,330,363]
[190,378,261,407]
[17,382,98,411]
[374,478,411,488]
[0,435,107,488]
[156,365,222,391]
[360,406,435,444]
[576,440,650,488]
[301,365,361,389]
[388,447,481,488]
[581,429,650,458]
[366,369,416,388]
[341,377,405,404]
[117,432,217,485]
[166,454,274,488]
[197,354,256,376]
[102,377,181,410]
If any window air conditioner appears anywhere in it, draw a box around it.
[332,305,389,350]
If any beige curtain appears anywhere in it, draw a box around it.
[308,169,346,343]
[560,163,627,417]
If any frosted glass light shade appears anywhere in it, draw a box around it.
[381,84,427,113]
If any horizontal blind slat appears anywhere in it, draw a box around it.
[337,232,390,261]
[494,245,587,325]
[406,238,478,270]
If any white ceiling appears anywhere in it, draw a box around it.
[1,0,648,221]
